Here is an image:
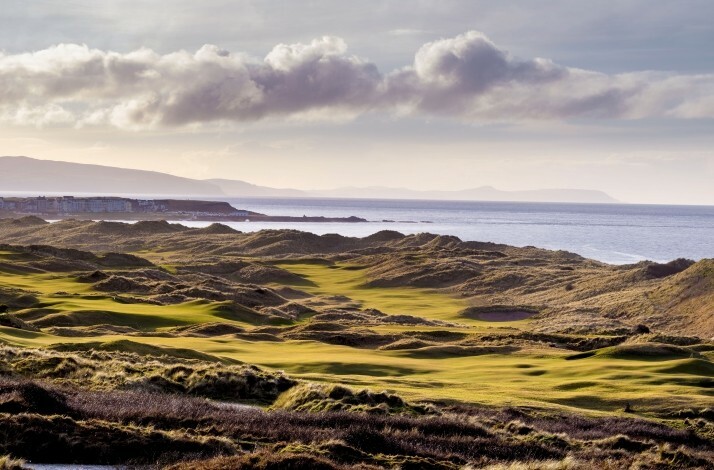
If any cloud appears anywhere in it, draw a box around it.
[0,31,712,129]
[387,31,570,115]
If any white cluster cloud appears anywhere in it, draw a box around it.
[1,31,713,129]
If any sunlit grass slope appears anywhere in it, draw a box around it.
[1,326,712,415]
[0,271,250,330]
[1,265,712,416]
[273,262,529,328]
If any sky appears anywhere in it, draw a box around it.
[1,0,713,204]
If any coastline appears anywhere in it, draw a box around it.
[0,211,368,223]
[2,195,712,264]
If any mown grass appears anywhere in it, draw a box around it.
[273,262,532,328]
[2,327,712,416]
[2,226,714,467]
[1,266,712,417]
[0,271,254,330]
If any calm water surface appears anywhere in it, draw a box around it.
[172,198,714,265]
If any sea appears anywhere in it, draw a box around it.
[171,198,714,265]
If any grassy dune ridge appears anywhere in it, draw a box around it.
[0,219,712,467]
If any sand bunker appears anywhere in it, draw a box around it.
[462,306,539,322]
[474,311,537,322]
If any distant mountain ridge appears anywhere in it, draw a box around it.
[205,178,306,198]
[0,156,220,196]
[0,156,618,203]
[302,185,618,203]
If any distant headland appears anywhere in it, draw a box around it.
[0,156,619,204]
[0,195,366,223]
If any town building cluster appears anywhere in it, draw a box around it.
[0,196,138,214]
[4,196,223,213]
[0,196,251,217]
[0,196,252,217]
